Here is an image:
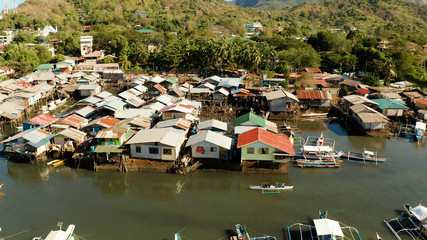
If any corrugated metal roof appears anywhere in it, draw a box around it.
[237,127,294,155]
[120,116,151,129]
[356,88,370,95]
[95,130,123,139]
[198,119,227,131]
[234,112,265,128]
[343,95,378,106]
[350,104,389,123]
[133,85,148,93]
[78,84,100,90]
[154,118,192,130]
[156,94,176,105]
[94,145,123,153]
[414,98,427,106]
[23,129,52,144]
[96,91,113,99]
[402,91,423,100]
[371,99,408,110]
[125,97,145,107]
[126,127,186,147]
[24,113,58,126]
[74,106,96,118]
[216,88,229,96]
[159,103,196,114]
[190,88,212,94]
[218,78,242,88]
[150,76,165,84]
[200,83,216,90]
[58,114,88,129]
[80,96,102,105]
[185,130,232,150]
[154,84,167,94]
[114,108,155,119]
[144,102,166,111]
[203,75,221,83]
[56,128,86,142]
[265,90,299,102]
[87,116,120,128]
[296,90,331,100]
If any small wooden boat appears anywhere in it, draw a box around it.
[47,159,65,168]
[342,150,387,163]
[235,224,277,240]
[296,160,340,168]
[249,185,294,191]
[301,112,328,118]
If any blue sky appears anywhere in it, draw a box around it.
[1,0,26,12]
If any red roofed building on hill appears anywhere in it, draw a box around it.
[237,127,294,162]
[414,98,427,110]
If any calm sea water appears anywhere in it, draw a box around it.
[0,120,426,240]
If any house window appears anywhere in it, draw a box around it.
[149,147,159,154]
[210,147,217,152]
[260,148,269,154]
[163,148,172,155]
[247,147,254,154]
[135,146,141,153]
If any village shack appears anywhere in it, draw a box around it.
[296,90,332,109]
[233,112,278,134]
[126,127,186,161]
[264,90,299,112]
[349,104,389,130]
[237,127,294,173]
[371,99,409,117]
[198,119,228,133]
[22,113,58,130]
[53,127,87,151]
[185,130,232,160]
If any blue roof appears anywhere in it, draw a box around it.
[371,99,408,109]
[137,29,155,33]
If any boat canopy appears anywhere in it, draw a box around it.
[45,224,75,240]
[313,219,344,237]
[303,145,333,152]
[410,205,427,221]
[415,122,426,131]
[364,150,375,156]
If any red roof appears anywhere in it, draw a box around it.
[304,68,322,73]
[154,84,167,94]
[301,79,329,87]
[237,127,295,155]
[356,88,370,95]
[0,66,10,70]
[24,113,58,126]
[296,90,330,100]
[290,73,301,78]
[100,116,120,127]
[414,98,427,106]
[58,114,88,129]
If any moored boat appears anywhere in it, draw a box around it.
[301,113,328,118]
[342,150,387,163]
[234,224,277,240]
[287,210,362,240]
[249,183,294,191]
[384,203,427,240]
[32,223,76,240]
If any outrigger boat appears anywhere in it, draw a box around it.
[398,122,426,142]
[249,182,293,194]
[294,133,342,168]
[301,113,328,118]
[287,211,362,240]
[32,223,76,240]
[342,149,387,164]
[232,224,277,240]
[384,203,427,240]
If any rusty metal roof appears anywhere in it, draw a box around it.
[296,90,331,100]
[24,113,58,126]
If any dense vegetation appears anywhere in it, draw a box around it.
[0,0,426,86]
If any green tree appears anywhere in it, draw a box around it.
[51,54,66,63]
[279,46,321,71]
[361,74,381,86]
[34,45,52,64]
[102,56,115,63]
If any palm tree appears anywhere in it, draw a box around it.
[375,57,396,86]
[119,51,132,70]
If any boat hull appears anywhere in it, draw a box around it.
[342,152,387,162]
[249,186,294,190]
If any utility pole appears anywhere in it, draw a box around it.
[4,0,8,14]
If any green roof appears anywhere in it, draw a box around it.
[371,99,409,109]
[166,78,178,84]
[94,145,123,153]
[226,36,250,42]
[233,112,266,128]
[137,29,155,33]
[36,64,55,71]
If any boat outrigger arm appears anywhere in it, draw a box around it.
[287,220,362,240]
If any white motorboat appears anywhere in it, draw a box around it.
[32,224,75,240]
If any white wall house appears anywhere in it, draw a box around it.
[185,130,232,159]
